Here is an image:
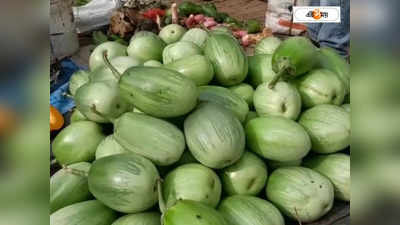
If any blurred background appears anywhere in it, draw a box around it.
[0,0,399,224]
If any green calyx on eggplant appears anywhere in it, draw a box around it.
[299,104,350,154]
[52,121,106,165]
[88,153,160,213]
[113,112,185,166]
[50,162,92,213]
[220,152,268,196]
[163,163,222,208]
[246,116,311,162]
[253,81,302,120]
[218,195,285,225]
[247,54,276,88]
[269,37,318,88]
[266,167,334,223]
[295,69,346,108]
[184,103,245,169]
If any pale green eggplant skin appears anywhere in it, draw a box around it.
[219,195,285,225]
[90,56,143,83]
[70,109,87,123]
[295,69,345,108]
[163,163,222,208]
[267,159,302,169]
[299,104,350,153]
[69,70,90,96]
[50,162,92,213]
[159,24,187,44]
[180,28,209,48]
[119,66,198,118]
[272,36,318,78]
[248,54,276,88]
[184,103,245,169]
[75,81,131,123]
[164,55,214,86]
[255,36,282,55]
[88,153,160,213]
[204,33,248,86]
[317,47,350,94]
[220,152,267,196]
[113,112,185,166]
[95,135,128,159]
[304,153,350,201]
[52,121,106,165]
[246,116,311,162]
[144,60,163,67]
[127,33,166,62]
[163,200,229,225]
[111,212,161,225]
[89,41,127,71]
[342,103,350,113]
[130,31,157,43]
[253,81,302,120]
[229,83,254,106]
[50,200,118,225]
[266,167,334,223]
[244,111,258,126]
[198,85,249,122]
[162,41,202,64]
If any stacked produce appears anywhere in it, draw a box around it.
[51,17,350,225]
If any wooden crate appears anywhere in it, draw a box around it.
[175,0,268,25]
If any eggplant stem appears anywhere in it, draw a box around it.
[158,178,167,215]
[268,58,291,89]
[62,165,88,177]
[102,50,121,80]
[294,207,303,225]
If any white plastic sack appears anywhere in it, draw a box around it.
[265,0,311,35]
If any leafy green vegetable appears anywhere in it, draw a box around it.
[178,1,203,16]
[201,3,218,18]
[245,19,261,34]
